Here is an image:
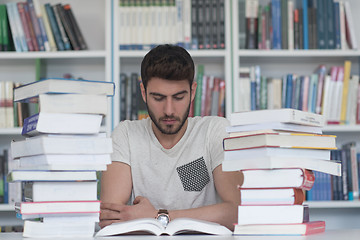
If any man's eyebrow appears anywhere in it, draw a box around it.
[149,90,188,97]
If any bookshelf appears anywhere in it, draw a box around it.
[0,0,359,230]
[231,0,360,229]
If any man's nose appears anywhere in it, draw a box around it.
[164,98,175,116]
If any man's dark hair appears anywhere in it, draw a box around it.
[141,44,195,90]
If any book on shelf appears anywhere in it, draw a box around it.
[239,188,305,206]
[13,78,115,102]
[95,218,232,236]
[23,220,95,238]
[44,3,64,51]
[233,221,325,236]
[21,112,103,136]
[11,134,113,159]
[240,168,315,190]
[17,154,111,170]
[27,0,45,51]
[223,132,336,151]
[22,181,98,202]
[8,170,97,182]
[237,205,309,225]
[225,146,330,161]
[222,156,341,176]
[230,109,325,127]
[245,0,258,49]
[16,200,100,216]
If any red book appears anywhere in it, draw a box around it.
[17,2,34,51]
[239,188,305,206]
[23,2,39,51]
[239,168,315,190]
[233,221,325,236]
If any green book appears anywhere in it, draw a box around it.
[194,65,204,116]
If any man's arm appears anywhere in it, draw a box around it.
[100,162,243,230]
[168,164,243,230]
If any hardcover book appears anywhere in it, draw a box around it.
[230,108,325,127]
[233,221,325,236]
[240,168,315,190]
[22,112,103,136]
[13,78,115,102]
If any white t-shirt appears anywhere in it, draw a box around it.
[111,116,230,210]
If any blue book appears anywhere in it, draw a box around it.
[333,2,341,49]
[302,0,309,49]
[250,81,256,111]
[285,74,293,108]
[316,0,326,49]
[45,3,65,51]
[271,0,282,49]
[326,0,335,49]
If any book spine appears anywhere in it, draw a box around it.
[271,0,281,49]
[281,0,288,49]
[340,60,352,124]
[302,0,308,49]
[57,4,80,50]
[40,4,57,51]
[23,2,39,51]
[194,65,204,116]
[245,0,258,49]
[32,0,50,51]
[301,169,315,190]
[27,0,44,51]
[45,3,65,51]
[21,113,39,136]
[333,2,341,49]
[326,0,335,49]
[52,4,71,50]
[5,3,22,52]
[17,2,35,51]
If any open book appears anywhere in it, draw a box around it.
[95,218,232,236]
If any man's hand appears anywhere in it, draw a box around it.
[99,196,158,228]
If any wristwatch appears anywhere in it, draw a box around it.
[156,209,170,227]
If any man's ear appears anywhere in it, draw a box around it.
[140,82,146,103]
[190,81,197,102]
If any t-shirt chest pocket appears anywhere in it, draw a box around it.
[176,157,210,192]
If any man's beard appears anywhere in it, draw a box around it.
[146,101,191,135]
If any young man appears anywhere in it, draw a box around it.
[100,44,242,230]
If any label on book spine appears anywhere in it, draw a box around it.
[22,113,39,135]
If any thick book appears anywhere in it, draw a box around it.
[23,181,97,202]
[11,134,112,159]
[237,205,309,225]
[44,3,64,51]
[16,200,100,216]
[23,220,95,238]
[240,168,315,190]
[22,112,103,136]
[225,146,331,161]
[223,132,336,151]
[8,170,97,182]
[13,78,115,102]
[239,188,305,206]
[18,154,110,170]
[36,93,108,115]
[230,108,325,127]
[222,156,341,176]
[233,221,325,236]
[63,4,87,50]
[226,122,322,134]
[95,218,232,236]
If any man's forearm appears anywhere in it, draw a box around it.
[168,201,238,230]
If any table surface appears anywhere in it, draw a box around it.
[1,229,360,240]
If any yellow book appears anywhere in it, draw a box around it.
[340,60,351,124]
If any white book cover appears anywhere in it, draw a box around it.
[344,1,357,49]
[11,134,113,159]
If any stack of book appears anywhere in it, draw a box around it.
[8,78,114,238]
[222,108,342,236]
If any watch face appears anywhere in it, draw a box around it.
[157,214,169,227]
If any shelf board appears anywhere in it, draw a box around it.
[323,125,360,132]
[237,49,360,57]
[0,128,22,135]
[0,50,106,59]
[305,201,360,208]
[0,204,15,211]
[119,49,226,58]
